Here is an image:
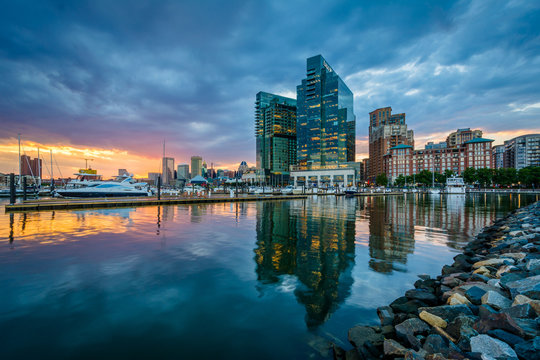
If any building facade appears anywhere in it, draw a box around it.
[21,155,42,178]
[296,55,355,169]
[446,128,482,148]
[503,134,540,170]
[384,138,494,182]
[177,164,189,179]
[255,92,297,176]
[368,107,414,182]
[191,156,202,177]
[162,157,175,185]
[492,145,505,169]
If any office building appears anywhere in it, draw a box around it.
[296,55,356,169]
[492,145,505,169]
[255,91,297,177]
[191,156,202,177]
[177,164,189,180]
[368,107,414,182]
[20,155,42,178]
[446,128,482,148]
[503,134,540,169]
[162,157,175,185]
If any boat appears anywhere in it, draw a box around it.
[53,176,151,198]
[429,168,440,194]
[281,185,294,195]
[445,175,466,194]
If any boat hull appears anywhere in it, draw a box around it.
[55,191,149,198]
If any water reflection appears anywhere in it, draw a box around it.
[254,199,356,328]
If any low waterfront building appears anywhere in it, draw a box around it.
[503,134,540,170]
[384,138,494,182]
[290,162,361,187]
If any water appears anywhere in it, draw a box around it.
[0,194,537,359]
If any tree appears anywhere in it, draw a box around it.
[394,175,406,187]
[376,173,388,186]
[476,168,494,188]
[463,167,476,185]
[518,166,540,188]
[443,169,455,180]
[416,170,432,186]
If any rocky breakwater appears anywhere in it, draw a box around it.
[335,201,540,360]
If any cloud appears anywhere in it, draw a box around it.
[0,0,539,173]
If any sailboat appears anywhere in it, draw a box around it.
[429,169,440,194]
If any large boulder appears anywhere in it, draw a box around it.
[481,290,512,310]
[474,312,526,337]
[395,318,430,349]
[405,289,438,305]
[470,334,518,359]
[505,275,540,299]
[377,306,394,326]
[418,304,473,324]
[472,258,514,269]
[348,325,383,348]
[514,336,540,360]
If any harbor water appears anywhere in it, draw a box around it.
[0,193,538,359]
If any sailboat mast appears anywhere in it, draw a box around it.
[37,147,41,187]
[18,133,21,189]
[50,149,53,184]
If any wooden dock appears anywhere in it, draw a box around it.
[4,195,309,213]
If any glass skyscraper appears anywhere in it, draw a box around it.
[296,55,356,169]
[255,91,297,175]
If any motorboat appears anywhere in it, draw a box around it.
[54,177,151,198]
[281,185,294,195]
[445,176,466,194]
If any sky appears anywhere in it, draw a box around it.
[1,0,539,178]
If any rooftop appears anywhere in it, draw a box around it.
[463,138,494,144]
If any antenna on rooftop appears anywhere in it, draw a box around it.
[84,158,93,169]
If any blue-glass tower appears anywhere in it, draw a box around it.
[297,55,356,169]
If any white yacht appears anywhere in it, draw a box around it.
[445,176,466,194]
[54,175,151,198]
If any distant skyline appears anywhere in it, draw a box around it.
[1,0,539,177]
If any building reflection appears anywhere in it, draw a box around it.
[254,198,356,328]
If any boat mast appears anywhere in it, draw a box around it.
[37,147,41,188]
[18,133,21,189]
[50,149,53,186]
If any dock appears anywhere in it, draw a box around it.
[4,194,309,213]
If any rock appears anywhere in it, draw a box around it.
[395,318,430,349]
[502,253,527,261]
[471,273,491,283]
[526,259,540,271]
[513,318,538,339]
[514,336,540,360]
[502,303,537,318]
[348,325,383,348]
[391,299,427,314]
[446,315,478,346]
[513,294,540,314]
[332,344,346,360]
[469,334,518,359]
[478,304,498,319]
[474,312,526,337]
[473,266,491,276]
[383,338,409,357]
[418,274,430,280]
[377,306,394,326]
[344,349,362,360]
[418,304,473,323]
[505,274,540,299]
[472,258,514,269]
[405,289,438,305]
[465,286,487,305]
[447,293,472,306]
[496,265,519,278]
[487,278,501,288]
[423,334,449,356]
[419,310,447,328]
[487,329,526,347]
[509,230,523,237]
[481,290,512,310]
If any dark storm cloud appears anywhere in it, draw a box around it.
[1,0,539,163]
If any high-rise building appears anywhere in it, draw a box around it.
[162,157,175,185]
[191,156,203,177]
[503,134,540,169]
[368,107,414,182]
[177,164,189,179]
[446,128,482,148]
[20,155,42,178]
[296,55,356,169]
[425,141,447,150]
[492,145,505,169]
[255,92,297,176]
